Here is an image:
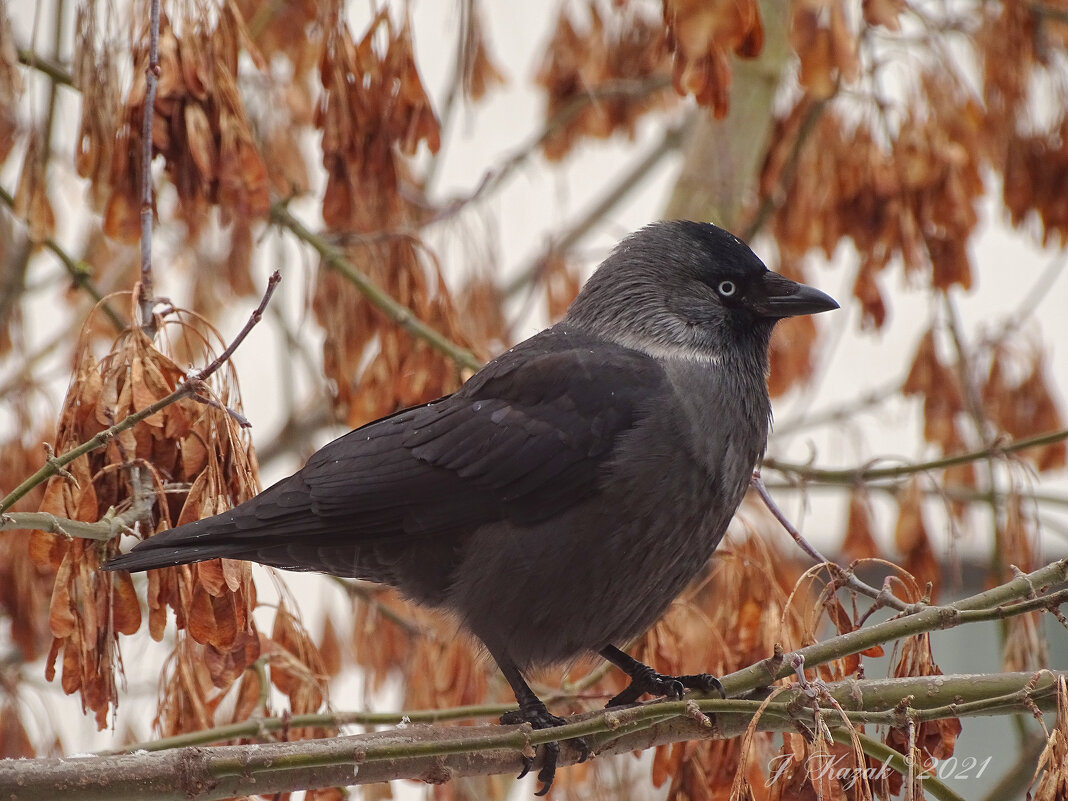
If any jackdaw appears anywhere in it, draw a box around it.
[105,220,838,792]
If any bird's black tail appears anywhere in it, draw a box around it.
[103,513,247,573]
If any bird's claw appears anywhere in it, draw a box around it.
[677,672,726,698]
[500,704,589,795]
[607,667,725,707]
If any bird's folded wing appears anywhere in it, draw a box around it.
[106,329,670,571]
[282,328,668,539]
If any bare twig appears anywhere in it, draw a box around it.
[138,0,161,328]
[772,376,904,436]
[728,557,1068,694]
[761,476,1068,510]
[188,272,281,382]
[16,46,74,85]
[742,97,828,242]
[0,481,155,541]
[751,472,915,613]
[0,185,125,329]
[422,0,471,193]
[762,428,1068,484]
[478,75,672,214]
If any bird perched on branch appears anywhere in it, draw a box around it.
[106,220,838,793]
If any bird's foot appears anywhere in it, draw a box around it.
[500,702,589,795]
[607,665,725,707]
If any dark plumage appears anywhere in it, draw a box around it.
[105,220,838,792]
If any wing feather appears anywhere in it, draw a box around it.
[108,326,669,571]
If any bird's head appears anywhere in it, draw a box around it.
[563,220,839,364]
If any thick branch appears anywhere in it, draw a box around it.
[1,671,1060,801]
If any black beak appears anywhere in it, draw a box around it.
[753,271,839,318]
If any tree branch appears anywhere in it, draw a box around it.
[269,203,482,372]
[16,46,74,86]
[0,184,126,331]
[502,116,692,301]
[723,556,1068,694]
[751,471,916,613]
[762,428,1068,484]
[137,0,161,327]
[2,671,1061,801]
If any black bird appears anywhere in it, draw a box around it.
[105,220,838,792]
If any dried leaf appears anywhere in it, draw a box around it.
[893,480,939,599]
[665,0,763,116]
[0,6,21,163]
[863,0,906,30]
[12,136,56,242]
[461,2,506,101]
[842,488,881,561]
[48,554,77,639]
[110,569,142,636]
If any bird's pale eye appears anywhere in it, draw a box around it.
[717,280,736,297]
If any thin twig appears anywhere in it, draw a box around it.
[742,97,829,242]
[16,47,74,86]
[479,75,672,214]
[762,428,1068,484]
[751,472,914,613]
[138,0,161,328]
[422,0,471,193]
[188,272,282,382]
[772,376,903,436]
[0,185,125,330]
[727,557,1068,696]
[503,116,693,301]
[760,477,1068,509]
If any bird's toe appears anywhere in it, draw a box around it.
[500,703,586,794]
[677,673,726,698]
[607,667,723,707]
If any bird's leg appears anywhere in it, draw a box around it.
[600,645,725,707]
[494,655,589,796]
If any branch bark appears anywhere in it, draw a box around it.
[1,671,1060,801]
